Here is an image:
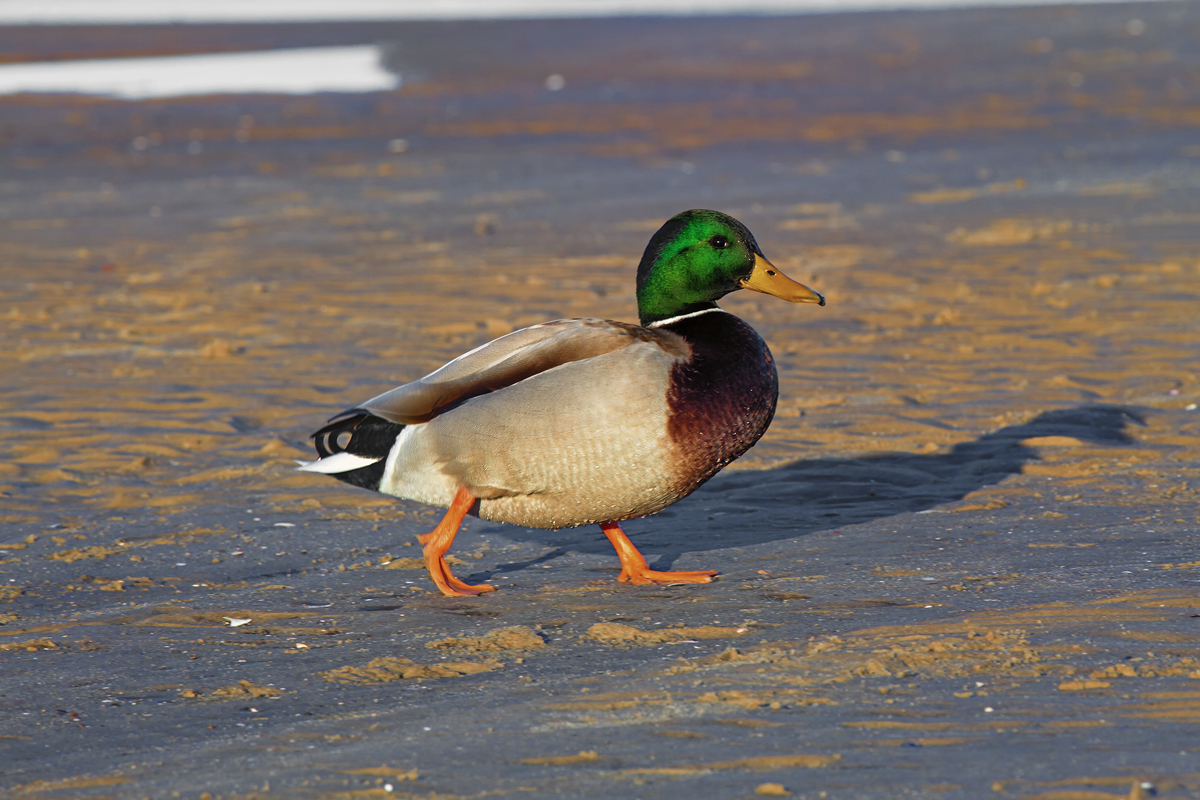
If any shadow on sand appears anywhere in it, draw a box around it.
[476,404,1145,577]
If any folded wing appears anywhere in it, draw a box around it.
[355,318,683,424]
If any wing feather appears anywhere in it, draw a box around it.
[354,318,684,424]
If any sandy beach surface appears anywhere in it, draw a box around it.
[3,4,1200,798]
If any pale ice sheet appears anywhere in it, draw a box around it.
[0,45,398,98]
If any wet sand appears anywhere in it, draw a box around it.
[3,4,1200,798]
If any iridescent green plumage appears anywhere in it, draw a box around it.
[635,210,766,324]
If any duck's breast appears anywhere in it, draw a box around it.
[660,310,780,496]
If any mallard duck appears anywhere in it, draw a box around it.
[299,209,824,596]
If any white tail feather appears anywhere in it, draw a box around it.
[296,452,381,474]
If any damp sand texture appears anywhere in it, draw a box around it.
[3,6,1200,800]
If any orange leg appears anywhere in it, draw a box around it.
[416,487,495,597]
[599,521,718,586]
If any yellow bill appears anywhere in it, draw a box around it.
[740,253,825,306]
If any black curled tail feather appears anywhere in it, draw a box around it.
[311,410,406,490]
[313,410,405,459]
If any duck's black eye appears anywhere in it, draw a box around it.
[710,235,729,249]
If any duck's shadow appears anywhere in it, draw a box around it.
[470,404,1144,577]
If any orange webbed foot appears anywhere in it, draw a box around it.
[424,553,496,597]
[418,488,495,597]
[601,521,718,587]
[617,567,719,585]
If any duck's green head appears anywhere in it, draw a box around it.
[635,209,825,325]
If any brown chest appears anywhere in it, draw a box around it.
[663,312,779,496]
